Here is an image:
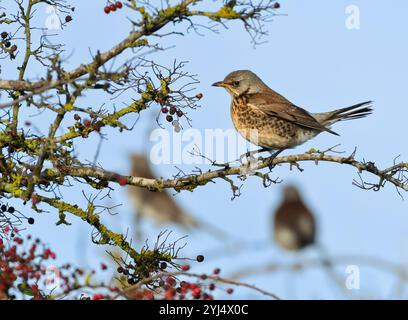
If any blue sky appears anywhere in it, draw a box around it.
[3,0,408,299]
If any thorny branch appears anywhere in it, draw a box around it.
[0,0,282,262]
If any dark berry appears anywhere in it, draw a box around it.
[1,32,8,39]
[117,266,124,273]
[209,283,215,290]
[161,107,168,113]
[166,115,173,122]
[28,217,35,225]
[169,106,176,115]
[196,255,204,262]
[195,93,203,99]
[10,45,17,52]
[1,205,7,212]
[104,6,110,14]
[213,268,220,275]
[274,2,280,9]
[160,262,167,269]
[4,41,11,48]
[7,206,15,213]
[74,114,81,121]
[65,15,72,23]
[176,110,184,117]
[226,288,234,294]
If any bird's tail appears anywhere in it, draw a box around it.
[314,101,373,126]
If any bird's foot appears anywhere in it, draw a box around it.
[266,149,285,171]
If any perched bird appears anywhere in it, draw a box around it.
[273,185,316,251]
[212,70,372,153]
[128,154,227,239]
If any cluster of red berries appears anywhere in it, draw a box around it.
[0,233,116,300]
[72,113,105,135]
[161,106,185,132]
[104,1,123,14]
[1,31,17,57]
[0,234,57,299]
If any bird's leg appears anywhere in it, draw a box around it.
[266,148,285,171]
[238,147,269,164]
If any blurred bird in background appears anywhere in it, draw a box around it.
[272,184,349,296]
[273,185,316,251]
[128,153,228,240]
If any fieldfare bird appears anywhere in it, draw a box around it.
[212,70,372,154]
[273,185,316,251]
[128,154,227,239]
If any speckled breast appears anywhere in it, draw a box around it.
[230,96,317,149]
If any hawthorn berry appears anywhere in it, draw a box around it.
[196,255,204,262]
[10,45,17,52]
[226,288,234,294]
[169,106,176,115]
[274,2,280,9]
[4,41,11,48]
[181,264,190,271]
[115,1,123,9]
[118,176,127,186]
[31,195,40,205]
[117,266,124,273]
[209,283,215,290]
[160,261,167,269]
[1,31,7,39]
[213,268,221,275]
[104,6,110,14]
[7,206,15,213]
[65,15,72,23]
[83,119,91,127]
[100,263,107,270]
[28,217,35,225]
[161,107,169,113]
[1,204,7,212]
[176,110,184,117]
[109,4,116,11]
[166,115,173,122]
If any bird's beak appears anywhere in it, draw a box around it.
[212,81,226,87]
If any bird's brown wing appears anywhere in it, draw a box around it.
[246,91,338,135]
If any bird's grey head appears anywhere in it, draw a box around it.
[212,70,269,97]
[282,185,301,202]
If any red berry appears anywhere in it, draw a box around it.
[31,195,40,205]
[100,263,108,270]
[181,264,190,271]
[209,283,215,290]
[115,1,123,9]
[213,268,221,275]
[104,6,110,14]
[164,288,176,300]
[83,119,91,127]
[109,4,116,11]
[226,288,234,294]
[161,107,168,113]
[118,176,127,186]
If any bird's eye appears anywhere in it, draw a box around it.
[232,81,240,87]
